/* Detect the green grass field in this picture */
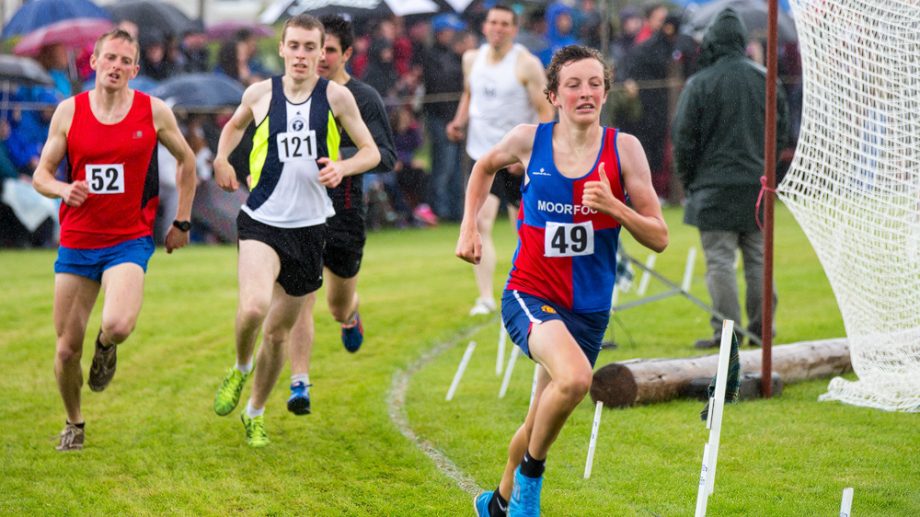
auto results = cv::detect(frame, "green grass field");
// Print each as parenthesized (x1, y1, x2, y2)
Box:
(1, 205, 917, 516)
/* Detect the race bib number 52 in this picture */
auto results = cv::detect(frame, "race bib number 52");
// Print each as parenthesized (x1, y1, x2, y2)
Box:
(85, 164, 125, 194)
(544, 221, 595, 257)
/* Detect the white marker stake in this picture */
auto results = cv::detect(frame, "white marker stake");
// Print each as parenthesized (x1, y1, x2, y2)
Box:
(637, 254, 657, 295)
(529, 364, 540, 408)
(706, 320, 734, 496)
(682, 246, 697, 292)
(695, 443, 711, 517)
(498, 346, 521, 398)
(445, 341, 477, 401)
(583, 400, 604, 479)
(497, 324, 507, 376)
(694, 320, 734, 516)
(840, 487, 854, 517)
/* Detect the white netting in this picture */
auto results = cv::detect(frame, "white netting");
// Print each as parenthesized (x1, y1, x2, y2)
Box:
(778, 0, 920, 412)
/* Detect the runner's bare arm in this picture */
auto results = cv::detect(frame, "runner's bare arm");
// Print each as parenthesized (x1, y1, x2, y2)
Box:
(456, 124, 537, 264)
(213, 80, 268, 191)
(582, 132, 668, 252)
(32, 100, 87, 206)
(519, 52, 555, 123)
(447, 49, 477, 141)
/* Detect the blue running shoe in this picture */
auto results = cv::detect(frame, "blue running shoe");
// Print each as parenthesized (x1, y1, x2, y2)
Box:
(473, 491, 492, 517)
(287, 381, 311, 415)
(341, 312, 363, 353)
(509, 467, 542, 517)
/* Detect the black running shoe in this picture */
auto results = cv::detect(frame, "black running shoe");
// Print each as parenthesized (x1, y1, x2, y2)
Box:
(88, 334, 117, 392)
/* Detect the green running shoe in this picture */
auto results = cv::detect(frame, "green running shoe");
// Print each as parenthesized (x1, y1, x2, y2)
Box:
(241, 413, 269, 448)
(214, 367, 249, 416)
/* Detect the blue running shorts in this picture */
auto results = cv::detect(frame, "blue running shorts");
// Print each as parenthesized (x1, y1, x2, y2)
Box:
(55, 236, 155, 282)
(501, 290, 609, 367)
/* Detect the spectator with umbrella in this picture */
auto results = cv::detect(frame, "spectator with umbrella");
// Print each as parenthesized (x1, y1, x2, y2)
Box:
(179, 20, 210, 73)
(33, 44, 72, 98)
(214, 29, 271, 87)
(5, 86, 60, 175)
(139, 29, 178, 81)
(0, 65, 59, 248)
(12, 18, 117, 99)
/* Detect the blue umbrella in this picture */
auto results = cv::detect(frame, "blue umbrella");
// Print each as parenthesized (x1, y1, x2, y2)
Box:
(151, 73, 244, 109)
(2, 0, 112, 39)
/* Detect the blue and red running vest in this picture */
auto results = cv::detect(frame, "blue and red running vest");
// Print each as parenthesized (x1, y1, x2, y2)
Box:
(505, 122, 627, 313)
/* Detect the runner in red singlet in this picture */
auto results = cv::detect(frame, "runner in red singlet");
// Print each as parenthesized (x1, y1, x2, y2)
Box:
(32, 29, 197, 451)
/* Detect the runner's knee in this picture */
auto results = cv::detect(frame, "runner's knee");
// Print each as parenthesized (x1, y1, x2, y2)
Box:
(55, 341, 82, 364)
(238, 300, 269, 327)
(261, 328, 289, 349)
(101, 317, 135, 344)
(554, 368, 593, 402)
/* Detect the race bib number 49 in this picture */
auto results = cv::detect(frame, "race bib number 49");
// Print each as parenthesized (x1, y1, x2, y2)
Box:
(277, 130, 318, 162)
(86, 164, 125, 194)
(544, 221, 595, 257)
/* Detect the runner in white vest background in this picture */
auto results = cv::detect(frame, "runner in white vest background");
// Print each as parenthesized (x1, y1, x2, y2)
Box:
(448, 3, 555, 316)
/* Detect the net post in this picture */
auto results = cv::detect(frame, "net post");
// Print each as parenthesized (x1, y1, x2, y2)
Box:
(762, 0, 780, 399)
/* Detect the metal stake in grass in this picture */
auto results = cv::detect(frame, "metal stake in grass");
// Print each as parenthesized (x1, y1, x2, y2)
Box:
(637, 253, 657, 295)
(446, 341, 477, 401)
(498, 345, 521, 398)
(583, 400, 604, 479)
(497, 323, 507, 376)
(529, 363, 541, 408)
(682, 246, 697, 292)
(840, 487, 854, 516)
(694, 319, 734, 517)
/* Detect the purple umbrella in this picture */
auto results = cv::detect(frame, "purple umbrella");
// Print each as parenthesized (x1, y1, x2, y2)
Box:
(206, 21, 273, 41)
(13, 18, 114, 57)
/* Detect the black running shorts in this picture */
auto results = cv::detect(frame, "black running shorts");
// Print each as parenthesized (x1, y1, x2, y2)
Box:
(487, 167, 522, 208)
(237, 211, 325, 297)
(323, 209, 366, 279)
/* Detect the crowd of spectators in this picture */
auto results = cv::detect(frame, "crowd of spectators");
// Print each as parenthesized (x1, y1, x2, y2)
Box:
(0, 0, 803, 248)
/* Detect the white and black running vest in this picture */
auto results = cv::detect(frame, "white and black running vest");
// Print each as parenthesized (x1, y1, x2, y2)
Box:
(242, 76, 339, 228)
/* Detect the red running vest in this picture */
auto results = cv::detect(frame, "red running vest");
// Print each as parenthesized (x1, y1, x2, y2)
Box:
(60, 91, 158, 249)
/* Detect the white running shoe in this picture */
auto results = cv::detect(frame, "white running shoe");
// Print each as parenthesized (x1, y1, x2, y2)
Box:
(469, 298, 497, 316)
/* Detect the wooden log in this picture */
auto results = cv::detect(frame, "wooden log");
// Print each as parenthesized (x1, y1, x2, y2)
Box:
(590, 338, 851, 407)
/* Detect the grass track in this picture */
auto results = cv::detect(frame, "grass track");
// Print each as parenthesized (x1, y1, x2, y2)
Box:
(0, 205, 917, 516)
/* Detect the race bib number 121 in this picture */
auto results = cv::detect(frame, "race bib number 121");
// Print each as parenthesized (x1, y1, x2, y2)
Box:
(86, 164, 125, 194)
(277, 130, 318, 162)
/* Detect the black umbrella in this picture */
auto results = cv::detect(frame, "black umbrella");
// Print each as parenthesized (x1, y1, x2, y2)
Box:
(0, 55, 54, 86)
(260, 0, 438, 25)
(151, 74, 244, 109)
(107, 0, 195, 40)
(684, 0, 798, 43)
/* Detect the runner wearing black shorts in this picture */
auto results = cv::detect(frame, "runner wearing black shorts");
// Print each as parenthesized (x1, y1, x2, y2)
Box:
(285, 15, 398, 417)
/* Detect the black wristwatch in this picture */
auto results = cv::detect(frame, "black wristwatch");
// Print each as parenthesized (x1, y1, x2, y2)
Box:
(172, 220, 191, 232)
